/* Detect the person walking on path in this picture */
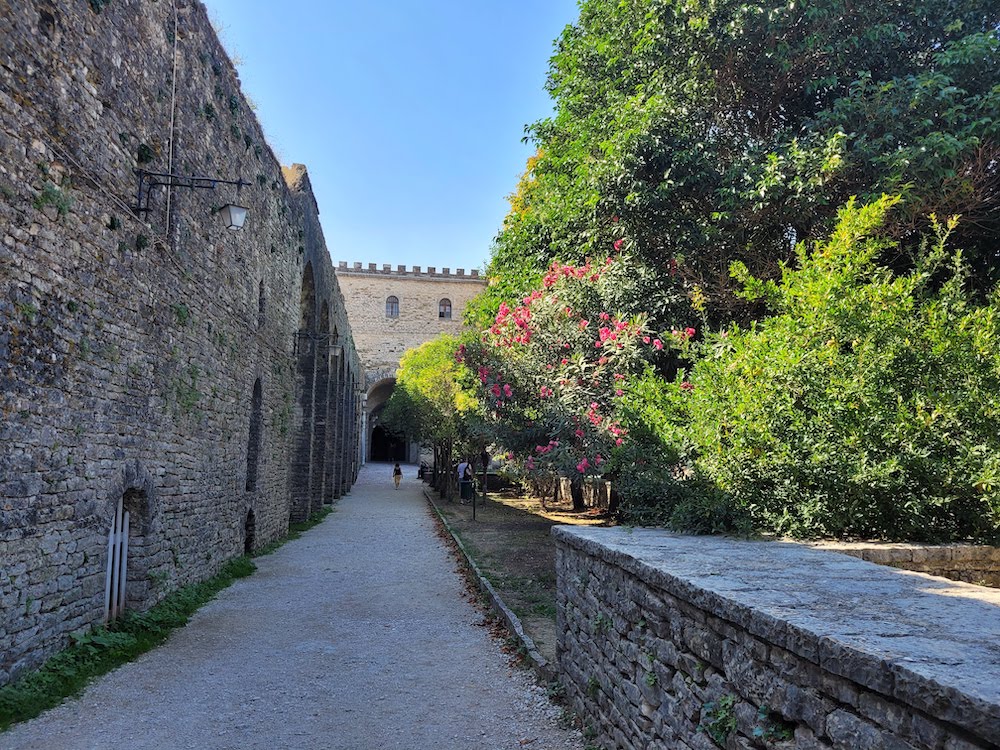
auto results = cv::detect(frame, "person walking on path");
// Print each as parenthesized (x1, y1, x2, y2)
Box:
(392, 462, 402, 489)
(1, 462, 583, 750)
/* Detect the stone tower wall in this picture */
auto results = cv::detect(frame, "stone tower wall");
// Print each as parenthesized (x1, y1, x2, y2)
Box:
(0, 0, 362, 686)
(334, 263, 486, 385)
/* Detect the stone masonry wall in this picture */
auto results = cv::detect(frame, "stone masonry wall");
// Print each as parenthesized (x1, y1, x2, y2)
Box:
(0, 0, 362, 686)
(334, 263, 486, 385)
(555, 527, 1000, 750)
(807, 541, 1000, 588)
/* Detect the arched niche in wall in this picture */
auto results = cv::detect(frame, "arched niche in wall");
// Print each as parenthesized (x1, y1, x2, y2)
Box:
(257, 279, 266, 329)
(104, 462, 157, 623)
(246, 377, 263, 492)
(300, 262, 316, 332)
(244, 508, 256, 555)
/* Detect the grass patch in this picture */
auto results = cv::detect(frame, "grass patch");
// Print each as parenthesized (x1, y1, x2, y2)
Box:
(0, 556, 254, 731)
(0, 505, 333, 731)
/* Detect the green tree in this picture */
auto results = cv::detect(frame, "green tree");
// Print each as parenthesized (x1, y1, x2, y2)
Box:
(480, 0, 1000, 325)
(381, 335, 479, 497)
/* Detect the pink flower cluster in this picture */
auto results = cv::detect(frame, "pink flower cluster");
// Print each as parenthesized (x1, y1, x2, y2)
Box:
(641, 335, 663, 350)
(542, 260, 605, 289)
(576, 453, 606, 474)
(535, 439, 560, 455)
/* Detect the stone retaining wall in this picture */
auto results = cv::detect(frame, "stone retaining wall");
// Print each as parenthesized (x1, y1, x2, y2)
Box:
(807, 541, 1000, 588)
(555, 527, 1000, 749)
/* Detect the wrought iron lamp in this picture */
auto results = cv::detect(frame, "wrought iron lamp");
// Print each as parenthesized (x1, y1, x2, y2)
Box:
(134, 169, 249, 230)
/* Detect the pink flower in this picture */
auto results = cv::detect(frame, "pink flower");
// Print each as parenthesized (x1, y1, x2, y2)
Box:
(577, 458, 590, 473)
(561, 358, 569, 365)
(642, 336, 650, 344)
(579, 319, 590, 330)
(653, 339, 663, 350)
(503, 383, 513, 398)
(685, 327, 696, 338)
(599, 312, 610, 321)
(615, 389, 623, 396)
(491, 384, 501, 397)
(615, 438, 624, 446)
(680, 381, 695, 392)
(613, 238, 624, 252)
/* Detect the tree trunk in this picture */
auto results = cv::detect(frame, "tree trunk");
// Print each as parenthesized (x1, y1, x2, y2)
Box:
(608, 482, 621, 515)
(570, 475, 585, 512)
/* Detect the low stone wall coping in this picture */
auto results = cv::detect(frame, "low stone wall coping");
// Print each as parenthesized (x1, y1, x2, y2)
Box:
(806, 540, 1000, 565)
(553, 526, 1000, 741)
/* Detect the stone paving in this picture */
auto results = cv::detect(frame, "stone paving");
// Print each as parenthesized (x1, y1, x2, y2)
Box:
(2, 463, 582, 750)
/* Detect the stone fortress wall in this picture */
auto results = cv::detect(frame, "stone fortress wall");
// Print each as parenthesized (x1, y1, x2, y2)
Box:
(555, 527, 1000, 750)
(334, 263, 486, 461)
(334, 262, 485, 383)
(0, 0, 363, 687)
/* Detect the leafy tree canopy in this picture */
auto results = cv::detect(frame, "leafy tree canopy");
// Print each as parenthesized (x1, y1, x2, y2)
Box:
(381, 334, 478, 448)
(477, 0, 1000, 325)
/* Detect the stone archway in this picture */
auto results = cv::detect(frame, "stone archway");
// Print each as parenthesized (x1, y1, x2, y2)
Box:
(370, 424, 406, 462)
(365, 376, 410, 462)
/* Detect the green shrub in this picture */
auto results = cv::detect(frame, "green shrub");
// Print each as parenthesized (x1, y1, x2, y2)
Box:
(676, 197, 1000, 542)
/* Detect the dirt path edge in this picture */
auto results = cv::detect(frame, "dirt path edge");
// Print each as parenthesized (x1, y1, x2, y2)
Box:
(423, 487, 556, 683)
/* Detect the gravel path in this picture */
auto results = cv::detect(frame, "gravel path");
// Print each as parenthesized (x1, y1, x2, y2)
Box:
(3, 464, 583, 750)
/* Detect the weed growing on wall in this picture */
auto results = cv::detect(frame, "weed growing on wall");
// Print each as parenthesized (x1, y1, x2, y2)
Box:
(698, 694, 737, 746)
(32, 182, 72, 216)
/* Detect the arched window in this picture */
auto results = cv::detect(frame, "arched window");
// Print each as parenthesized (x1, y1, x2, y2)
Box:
(438, 298, 452, 320)
(386, 296, 399, 318)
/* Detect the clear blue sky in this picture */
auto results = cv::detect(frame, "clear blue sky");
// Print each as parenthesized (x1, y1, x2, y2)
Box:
(200, 0, 581, 272)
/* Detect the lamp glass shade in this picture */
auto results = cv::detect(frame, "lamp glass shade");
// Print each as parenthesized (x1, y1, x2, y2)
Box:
(221, 203, 248, 230)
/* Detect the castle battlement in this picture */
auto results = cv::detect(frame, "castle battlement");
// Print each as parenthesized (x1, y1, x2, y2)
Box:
(336, 261, 484, 281)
